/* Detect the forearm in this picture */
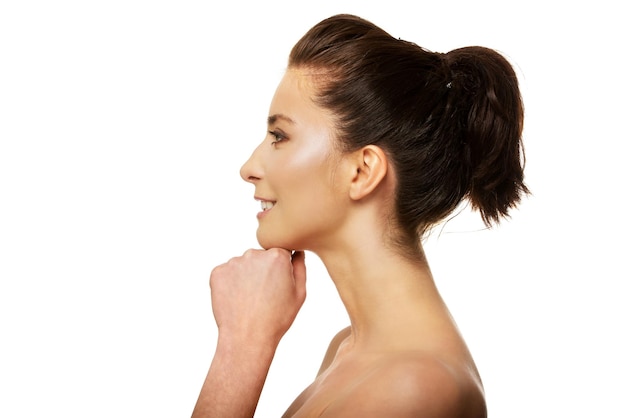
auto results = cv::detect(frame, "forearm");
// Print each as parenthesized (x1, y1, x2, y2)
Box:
(191, 334, 278, 418)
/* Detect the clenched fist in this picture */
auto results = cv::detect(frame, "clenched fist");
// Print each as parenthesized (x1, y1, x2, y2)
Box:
(209, 248, 307, 346)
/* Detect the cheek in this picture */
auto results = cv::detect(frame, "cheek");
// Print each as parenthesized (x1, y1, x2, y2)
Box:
(278, 141, 334, 190)
(285, 162, 345, 228)
(284, 157, 335, 201)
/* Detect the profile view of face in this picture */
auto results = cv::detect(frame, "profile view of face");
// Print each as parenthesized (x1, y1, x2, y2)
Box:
(240, 69, 350, 251)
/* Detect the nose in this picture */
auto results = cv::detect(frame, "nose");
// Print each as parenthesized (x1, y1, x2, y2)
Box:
(240, 144, 263, 184)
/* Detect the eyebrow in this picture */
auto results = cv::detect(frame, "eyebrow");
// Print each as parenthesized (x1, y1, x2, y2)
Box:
(267, 114, 295, 126)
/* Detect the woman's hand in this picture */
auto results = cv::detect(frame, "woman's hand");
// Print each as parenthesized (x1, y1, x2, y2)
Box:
(192, 250, 306, 418)
(209, 248, 307, 346)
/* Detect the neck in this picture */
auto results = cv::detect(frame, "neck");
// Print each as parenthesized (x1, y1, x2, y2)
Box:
(313, 232, 452, 351)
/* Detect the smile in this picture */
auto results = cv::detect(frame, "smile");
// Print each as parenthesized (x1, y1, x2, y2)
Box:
(257, 199, 275, 211)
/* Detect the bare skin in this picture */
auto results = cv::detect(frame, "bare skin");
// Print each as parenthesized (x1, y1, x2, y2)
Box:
(191, 249, 306, 418)
(192, 69, 487, 417)
(282, 250, 487, 417)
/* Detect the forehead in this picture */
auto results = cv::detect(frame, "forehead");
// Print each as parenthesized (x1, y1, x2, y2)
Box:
(269, 69, 334, 129)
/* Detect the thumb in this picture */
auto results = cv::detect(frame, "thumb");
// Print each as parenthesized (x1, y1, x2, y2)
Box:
(291, 251, 307, 297)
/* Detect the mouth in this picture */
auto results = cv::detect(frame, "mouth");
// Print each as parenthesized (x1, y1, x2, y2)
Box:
(256, 198, 276, 212)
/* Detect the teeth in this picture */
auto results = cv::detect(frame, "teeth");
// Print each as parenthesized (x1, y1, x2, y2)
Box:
(260, 201, 275, 211)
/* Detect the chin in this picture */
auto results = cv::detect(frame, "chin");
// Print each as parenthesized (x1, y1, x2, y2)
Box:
(256, 231, 285, 250)
(256, 230, 300, 251)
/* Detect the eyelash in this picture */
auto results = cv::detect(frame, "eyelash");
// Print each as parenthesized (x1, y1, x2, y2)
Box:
(268, 130, 287, 146)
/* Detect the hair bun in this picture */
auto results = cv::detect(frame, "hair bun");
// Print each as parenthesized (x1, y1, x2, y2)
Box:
(445, 46, 529, 226)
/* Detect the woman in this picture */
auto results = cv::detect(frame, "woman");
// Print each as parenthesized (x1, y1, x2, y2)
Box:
(192, 14, 527, 418)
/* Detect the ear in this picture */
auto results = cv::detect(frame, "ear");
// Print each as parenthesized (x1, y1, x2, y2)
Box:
(348, 145, 389, 201)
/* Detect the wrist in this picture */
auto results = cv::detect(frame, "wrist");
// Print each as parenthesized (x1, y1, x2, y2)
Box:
(216, 330, 280, 361)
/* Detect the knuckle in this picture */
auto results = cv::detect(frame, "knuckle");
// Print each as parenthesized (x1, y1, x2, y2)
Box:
(210, 264, 223, 276)
(267, 247, 287, 260)
(209, 266, 223, 286)
(243, 248, 258, 259)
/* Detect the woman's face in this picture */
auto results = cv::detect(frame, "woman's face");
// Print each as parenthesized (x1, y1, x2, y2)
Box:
(240, 69, 350, 251)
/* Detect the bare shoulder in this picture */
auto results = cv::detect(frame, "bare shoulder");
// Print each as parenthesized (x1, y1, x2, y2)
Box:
(321, 353, 487, 418)
(316, 326, 351, 376)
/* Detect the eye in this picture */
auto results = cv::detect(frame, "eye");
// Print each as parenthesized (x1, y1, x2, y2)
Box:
(268, 130, 287, 146)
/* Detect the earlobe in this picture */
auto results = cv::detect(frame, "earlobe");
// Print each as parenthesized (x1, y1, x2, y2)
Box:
(349, 145, 389, 201)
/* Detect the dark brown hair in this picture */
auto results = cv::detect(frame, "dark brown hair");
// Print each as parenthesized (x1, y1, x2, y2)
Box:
(289, 14, 529, 247)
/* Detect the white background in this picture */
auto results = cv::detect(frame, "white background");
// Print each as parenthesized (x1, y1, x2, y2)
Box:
(1, 1, 624, 417)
